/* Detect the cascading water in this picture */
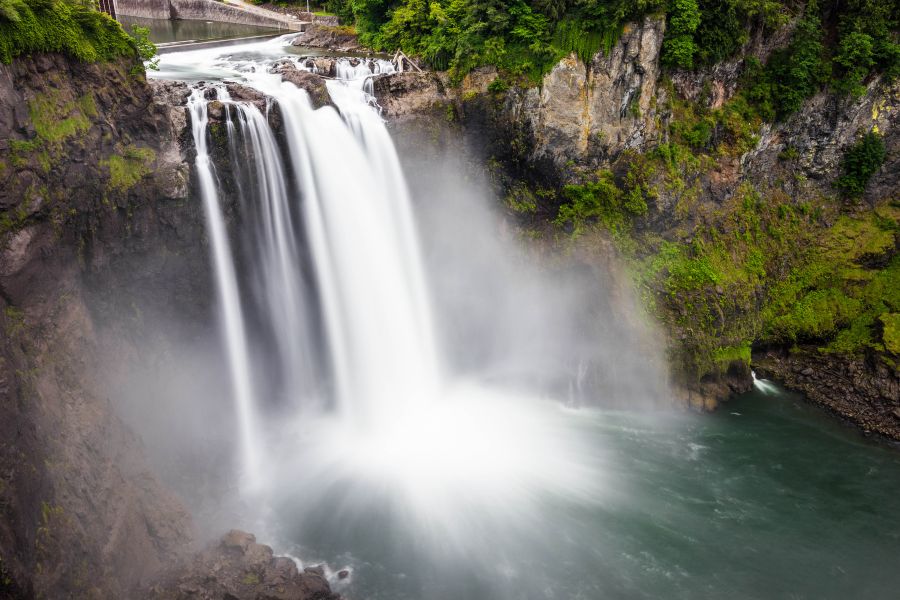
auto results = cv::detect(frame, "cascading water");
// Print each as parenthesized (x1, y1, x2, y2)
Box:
(221, 98, 320, 405)
(188, 87, 261, 489)
(187, 54, 604, 563)
(153, 39, 900, 600)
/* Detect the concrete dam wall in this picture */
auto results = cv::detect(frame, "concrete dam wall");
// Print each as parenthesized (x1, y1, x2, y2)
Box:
(117, 0, 303, 30)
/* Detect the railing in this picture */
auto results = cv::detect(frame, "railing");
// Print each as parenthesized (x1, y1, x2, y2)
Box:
(98, 0, 118, 19)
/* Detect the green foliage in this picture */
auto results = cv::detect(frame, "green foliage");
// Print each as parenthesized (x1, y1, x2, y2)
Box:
(0, 0, 137, 64)
(761, 205, 900, 354)
(662, 0, 700, 68)
(711, 341, 751, 370)
(554, 165, 653, 238)
(572, 150, 898, 379)
(555, 171, 625, 238)
(834, 132, 886, 199)
(831, 0, 900, 90)
(665, 85, 760, 156)
(767, 288, 862, 342)
(834, 31, 875, 96)
(882, 313, 900, 355)
(745, 1, 826, 120)
(129, 24, 158, 70)
(327, 0, 663, 80)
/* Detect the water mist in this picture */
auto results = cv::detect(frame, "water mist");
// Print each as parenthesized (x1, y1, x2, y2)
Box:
(174, 42, 670, 598)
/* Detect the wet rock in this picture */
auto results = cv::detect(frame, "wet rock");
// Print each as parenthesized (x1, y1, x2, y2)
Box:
(271, 61, 333, 109)
(291, 23, 361, 52)
(206, 100, 226, 121)
(1, 53, 200, 599)
(147, 530, 339, 600)
(755, 349, 900, 441)
(372, 72, 450, 120)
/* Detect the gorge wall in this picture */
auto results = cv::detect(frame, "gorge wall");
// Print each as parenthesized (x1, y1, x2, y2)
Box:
(0, 52, 205, 597)
(371, 14, 899, 431)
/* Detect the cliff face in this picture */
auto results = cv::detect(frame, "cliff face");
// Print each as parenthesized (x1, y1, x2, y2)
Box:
(510, 16, 666, 170)
(0, 54, 204, 597)
(372, 17, 899, 433)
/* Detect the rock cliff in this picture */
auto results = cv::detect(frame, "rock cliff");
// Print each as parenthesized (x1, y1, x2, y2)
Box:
(369, 17, 899, 434)
(0, 53, 204, 598)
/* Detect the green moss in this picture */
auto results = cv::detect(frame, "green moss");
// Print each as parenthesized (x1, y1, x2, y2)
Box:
(76, 93, 98, 118)
(103, 145, 155, 192)
(882, 313, 900, 355)
(0, 0, 137, 64)
(711, 341, 751, 370)
(241, 572, 260, 585)
(28, 91, 94, 144)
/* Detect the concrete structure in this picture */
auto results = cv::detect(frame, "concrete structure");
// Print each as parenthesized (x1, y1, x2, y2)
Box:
(117, 0, 304, 30)
(98, 0, 118, 19)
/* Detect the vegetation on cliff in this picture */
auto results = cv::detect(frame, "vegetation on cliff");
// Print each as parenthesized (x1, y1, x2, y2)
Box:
(549, 138, 898, 381)
(0, 0, 137, 63)
(325, 0, 899, 91)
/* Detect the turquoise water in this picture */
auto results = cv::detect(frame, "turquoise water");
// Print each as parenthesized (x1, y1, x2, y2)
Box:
(276, 384, 900, 599)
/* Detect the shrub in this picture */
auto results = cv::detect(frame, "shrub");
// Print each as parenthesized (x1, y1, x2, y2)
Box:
(662, 0, 701, 68)
(0, 0, 137, 64)
(834, 132, 886, 199)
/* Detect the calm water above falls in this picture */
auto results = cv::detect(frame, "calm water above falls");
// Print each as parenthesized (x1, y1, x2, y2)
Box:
(119, 15, 284, 44)
(173, 39, 900, 600)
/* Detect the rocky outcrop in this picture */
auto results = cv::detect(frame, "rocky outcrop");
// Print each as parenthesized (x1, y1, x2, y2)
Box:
(372, 71, 450, 120)
(744, 78, 900, 202)
(485, 16, 665, 172)
(147, 530, 339, 600)
(270, 61, 332, 108)
(756, 349, 900, 440)
(0, 54, 202, 597)
(291, 24, 360, 52)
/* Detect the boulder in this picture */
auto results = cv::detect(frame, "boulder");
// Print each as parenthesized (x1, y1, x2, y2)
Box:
(146, 530, 339, 600)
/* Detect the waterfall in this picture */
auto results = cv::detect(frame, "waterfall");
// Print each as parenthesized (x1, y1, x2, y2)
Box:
(185, 52, 607, 564)
(236, 65, 440, 427)
(187, 88, 261, 488)
(190, 60, 443, 447)
(222, 100, 319, 405)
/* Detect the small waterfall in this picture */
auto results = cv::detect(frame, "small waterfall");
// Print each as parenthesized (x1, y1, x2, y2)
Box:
(752, 370, 779, 395)
(187, 88, 261, 488)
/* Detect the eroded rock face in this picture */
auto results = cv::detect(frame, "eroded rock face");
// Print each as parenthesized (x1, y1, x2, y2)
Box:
(0, 54, 201, 598)
(372, 71, 450, 120)
(511, 16, 666, 170)
(147, 530, 339, 600)
(744, 78, 900, 202)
